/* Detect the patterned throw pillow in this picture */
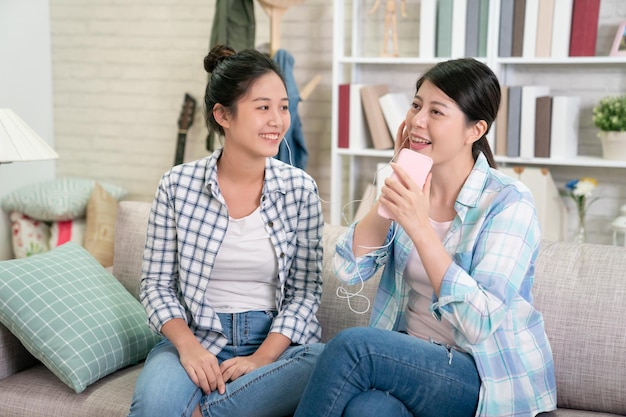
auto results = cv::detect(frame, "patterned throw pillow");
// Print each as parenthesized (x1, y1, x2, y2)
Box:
(0, 243, 160, 393)
(0, 177, 127, 221)
(9, 212, 51, 258)
(49, 218, 86, 248)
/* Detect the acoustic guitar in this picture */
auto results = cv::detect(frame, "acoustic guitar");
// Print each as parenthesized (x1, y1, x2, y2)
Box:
(174, 93, 197, 166)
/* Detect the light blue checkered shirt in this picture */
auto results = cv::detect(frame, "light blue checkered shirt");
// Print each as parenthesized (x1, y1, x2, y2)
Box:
(141, 149, 324, 355)
(334, 154, 557, 417)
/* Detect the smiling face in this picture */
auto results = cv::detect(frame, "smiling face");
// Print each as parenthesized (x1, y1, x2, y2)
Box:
(215, 71, 290, 159)
(405, 80, 479, 168)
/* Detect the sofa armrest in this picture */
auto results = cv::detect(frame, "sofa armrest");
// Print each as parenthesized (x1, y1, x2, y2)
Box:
(534, 240, 626, 415)
(318, 224, 381, 342)
(0, 323, 38, 380)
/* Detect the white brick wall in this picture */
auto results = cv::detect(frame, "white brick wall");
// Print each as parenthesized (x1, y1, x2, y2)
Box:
(50, 0, 625, 244)
(51, 0, 334, 208)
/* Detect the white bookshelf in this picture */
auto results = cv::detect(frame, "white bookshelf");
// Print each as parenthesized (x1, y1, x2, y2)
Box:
(330, 0, 626, 227)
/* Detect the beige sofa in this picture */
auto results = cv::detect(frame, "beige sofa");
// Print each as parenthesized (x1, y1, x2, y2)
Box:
(1, 201, 625, 416)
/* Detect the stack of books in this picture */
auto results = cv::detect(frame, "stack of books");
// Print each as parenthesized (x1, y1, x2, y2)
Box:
(337, 83, 411, 151)
(495, 85, 580, 159)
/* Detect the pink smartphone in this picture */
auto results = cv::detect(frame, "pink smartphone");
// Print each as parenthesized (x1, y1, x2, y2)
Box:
(377, 149, 433, 220)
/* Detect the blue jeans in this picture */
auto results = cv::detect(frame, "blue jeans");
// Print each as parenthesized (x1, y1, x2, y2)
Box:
(128, 310, 323, 417)
(293, 327, 480, 417)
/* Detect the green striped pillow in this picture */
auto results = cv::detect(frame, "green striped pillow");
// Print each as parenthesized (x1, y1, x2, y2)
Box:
(0, 177, 127, 221)
(0, 243, 160, 393)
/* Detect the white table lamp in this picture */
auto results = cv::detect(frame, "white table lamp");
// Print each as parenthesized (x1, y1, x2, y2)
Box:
(0, 108, 59, 163)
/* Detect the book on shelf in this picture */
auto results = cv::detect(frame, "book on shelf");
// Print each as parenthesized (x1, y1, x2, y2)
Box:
(353, 183, 377, 222)
(569, 0, 601, 57)
(451, 0, 468, 57)
(348, 84, 373, 151)
(419, 0, 437, 58)
(550, 95, 580, 159)
(495, 85, 509, 156)
(337, 84, 350, 148)
(551, 0, 573, 58)
(535, 0, 555, 57)
(477, 0, 490, 57)
(378, 92, 411, 139)
(451, 0, 596, 60)
(534, 95, 553, 158)
(360, 84, 394, 150)
(499, 0, 515, 57)
(520, 85, 550, 158)
(522, 0, 539, 58)
(465, 0, 480, 57)
(436, 0, 453, 57)
(511, 0, 526, 57)
(506, 86, 522, 157)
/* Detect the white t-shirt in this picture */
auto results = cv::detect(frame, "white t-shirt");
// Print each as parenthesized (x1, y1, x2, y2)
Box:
(404, 218, 457, 346)
(207, 207, 278, 313)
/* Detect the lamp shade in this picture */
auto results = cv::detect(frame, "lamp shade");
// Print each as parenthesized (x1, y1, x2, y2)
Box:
(0, 108, 59, 163)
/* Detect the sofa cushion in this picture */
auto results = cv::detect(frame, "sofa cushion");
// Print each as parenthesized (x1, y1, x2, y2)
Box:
(112, 201, 152, 299)
(0, 362, 142, 416)
(534, 240, 626, 415)
(0, 243, 160, 393)
(0, 177, 127, 221)
(318, 224, 380, 342)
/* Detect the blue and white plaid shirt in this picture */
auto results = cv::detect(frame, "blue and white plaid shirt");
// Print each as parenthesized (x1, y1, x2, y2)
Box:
(141, 149, 324, 355)
(334, 153, 557, 417)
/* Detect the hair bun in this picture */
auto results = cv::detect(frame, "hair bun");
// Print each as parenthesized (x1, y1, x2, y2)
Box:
(204, 44, 236, 73)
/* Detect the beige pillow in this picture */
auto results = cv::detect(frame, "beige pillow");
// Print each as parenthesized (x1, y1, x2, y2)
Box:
(84, 183, 118, 267)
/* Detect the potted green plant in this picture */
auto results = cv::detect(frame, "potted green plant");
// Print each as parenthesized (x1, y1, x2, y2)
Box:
(592, 94, 626, 160)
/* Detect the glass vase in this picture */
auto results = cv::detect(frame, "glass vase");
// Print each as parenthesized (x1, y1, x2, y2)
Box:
(574, 210, 587, 244)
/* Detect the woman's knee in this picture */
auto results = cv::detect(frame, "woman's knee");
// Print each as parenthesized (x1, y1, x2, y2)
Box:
(329, 326, 375, 344)
(129, 340, 201, 417)
(344, 389, 413, 417)
(325, 327, 379, 355)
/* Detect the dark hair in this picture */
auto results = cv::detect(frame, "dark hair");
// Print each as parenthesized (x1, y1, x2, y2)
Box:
(203, 44, 286, 135)
(415, 58, 500, 168)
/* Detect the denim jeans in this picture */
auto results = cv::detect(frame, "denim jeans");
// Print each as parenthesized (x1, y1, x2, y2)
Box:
(293, 327, 480, 417)
(128, 310, 323, 417)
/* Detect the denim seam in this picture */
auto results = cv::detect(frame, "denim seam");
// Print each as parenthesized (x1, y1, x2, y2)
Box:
(319, 353, 365, 417)
(350, 351, 478, 399)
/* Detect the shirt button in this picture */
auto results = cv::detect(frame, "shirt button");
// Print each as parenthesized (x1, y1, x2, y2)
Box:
(280, 253, 285, 258)
(268, 221, 274, 227)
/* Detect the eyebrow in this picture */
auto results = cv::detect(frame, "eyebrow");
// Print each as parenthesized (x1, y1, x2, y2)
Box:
(414, 95, 450, 109)
(251, 97, 289, 102)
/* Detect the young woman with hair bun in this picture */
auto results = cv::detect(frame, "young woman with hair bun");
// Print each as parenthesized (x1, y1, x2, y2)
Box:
(128, 44, 324, 417)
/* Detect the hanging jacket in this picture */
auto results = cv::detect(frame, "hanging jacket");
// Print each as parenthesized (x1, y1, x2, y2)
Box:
(273, 49, 308, 170)
(210, 0, 255, 55)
